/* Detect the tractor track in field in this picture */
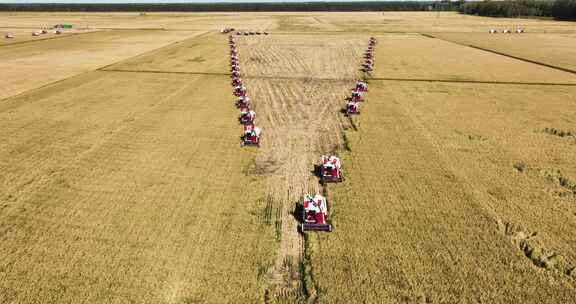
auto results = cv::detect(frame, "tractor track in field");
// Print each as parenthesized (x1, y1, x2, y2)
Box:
(237, 34, 366, 302)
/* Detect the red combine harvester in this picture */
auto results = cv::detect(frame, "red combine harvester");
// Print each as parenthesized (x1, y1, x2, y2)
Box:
(355, 81, 368, 92)
(345, 101, 360, 116)
(236, 96, 250, 108)
(351, 91, 364, 102)
(319, 155, 343, 183)
(234, 85, 246, 97)
(232, 77, 242, 87)
(239, 109, 256, 125)
(241, 124, 261, 147)
(369, 37, 377, 46)
(300, 194, 332, 232)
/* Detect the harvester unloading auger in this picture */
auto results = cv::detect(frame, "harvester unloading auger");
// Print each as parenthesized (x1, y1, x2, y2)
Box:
(300, 194, 332, 232)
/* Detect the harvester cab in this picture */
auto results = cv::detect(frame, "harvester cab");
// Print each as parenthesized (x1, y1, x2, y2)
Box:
(319, 155, 343, 183)
(241, 124, 261, 147)
(300, 194, 332, 232)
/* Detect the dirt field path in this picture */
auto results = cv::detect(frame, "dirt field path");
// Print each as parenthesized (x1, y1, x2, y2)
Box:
(238, 34, 366, 301)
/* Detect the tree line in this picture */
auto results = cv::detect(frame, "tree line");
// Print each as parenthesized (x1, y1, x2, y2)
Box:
(0, 2, 437, 12)
(459, 0, 576, 21)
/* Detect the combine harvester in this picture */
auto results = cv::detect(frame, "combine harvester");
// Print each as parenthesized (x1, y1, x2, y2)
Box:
(239, 108, 256, 125)
(355, 80, 368, 92)
(234, 85, 247, 97)
(351, 90, 364, 102)
(318, 155, 344, 183)
(300, 194, 332, 232)
(241, 124, 261, 147)
(231, 76, 242, 87)
(221, 27, 235, 34)
(236, 96, 250, 108)
(345, 101, 360, 116)
(4, 33, 14, 39)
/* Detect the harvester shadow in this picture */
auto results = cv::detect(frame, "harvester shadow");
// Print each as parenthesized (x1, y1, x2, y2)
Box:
(292, 202, 304, 234)
(311, 165, 324, 186)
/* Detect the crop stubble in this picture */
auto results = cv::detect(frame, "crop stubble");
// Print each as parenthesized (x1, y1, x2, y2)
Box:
(1, 12, 576, 304)
(237, 34, 367, 300)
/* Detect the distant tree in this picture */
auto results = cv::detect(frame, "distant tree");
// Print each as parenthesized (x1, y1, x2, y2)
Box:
(552, 0, 576, 20)
(458, 0, 559, 18)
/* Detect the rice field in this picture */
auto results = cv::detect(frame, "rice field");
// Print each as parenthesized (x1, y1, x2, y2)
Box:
(1, 11, 575, 303)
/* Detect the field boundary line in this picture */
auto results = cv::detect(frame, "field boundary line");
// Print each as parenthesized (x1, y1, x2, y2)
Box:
(0, 31, 212, 103)
(101, 68, 230, 76)
(370, 77, 576, 87)
(96, 30, 212, 71)
(420, 33, 576, 76)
